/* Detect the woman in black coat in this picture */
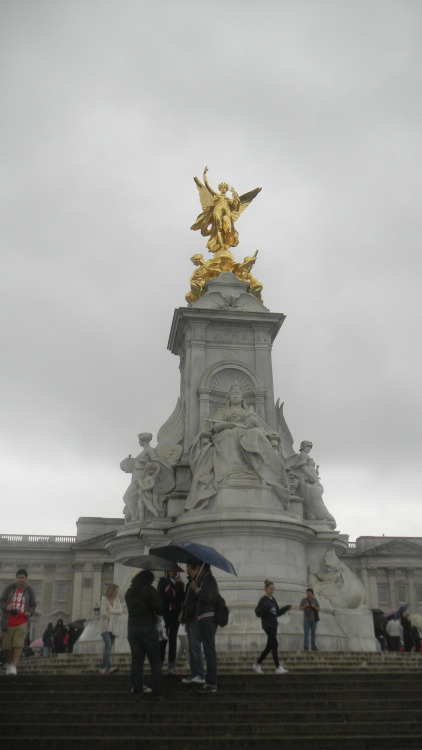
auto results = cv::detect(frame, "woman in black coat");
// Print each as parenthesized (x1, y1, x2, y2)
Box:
(253, 579, 291, 674)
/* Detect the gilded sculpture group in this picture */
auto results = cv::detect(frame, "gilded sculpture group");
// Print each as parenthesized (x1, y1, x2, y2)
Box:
(120, 169, 336, 529)
(186, 167, 263, 303)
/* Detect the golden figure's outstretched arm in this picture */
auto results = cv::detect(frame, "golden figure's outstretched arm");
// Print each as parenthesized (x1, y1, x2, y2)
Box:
(203, 166, 216, 197)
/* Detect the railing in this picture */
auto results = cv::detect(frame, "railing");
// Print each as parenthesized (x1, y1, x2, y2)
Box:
(348, 541, 357, 549)
(0, 534, 76, 544)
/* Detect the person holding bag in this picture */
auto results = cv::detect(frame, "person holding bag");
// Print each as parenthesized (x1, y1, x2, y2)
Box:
(253, 579, 291, 674)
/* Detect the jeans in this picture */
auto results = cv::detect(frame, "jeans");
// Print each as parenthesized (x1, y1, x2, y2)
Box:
(186, 619, 204, 679)
(101, 631, 115, 671)
(198, 617, 218, 686)
(258, 626, 279, 667)
(128, 624, 162, 696)
(43, 646, 52, 657)
(303, 620, 317, 649)
(163, 611, 180, 670)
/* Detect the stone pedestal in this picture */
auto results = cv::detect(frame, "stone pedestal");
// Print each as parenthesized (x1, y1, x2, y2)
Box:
(93, 272, 377, 655)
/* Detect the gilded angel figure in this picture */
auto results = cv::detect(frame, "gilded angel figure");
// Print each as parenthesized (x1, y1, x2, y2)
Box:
(191, 166, 261, 255)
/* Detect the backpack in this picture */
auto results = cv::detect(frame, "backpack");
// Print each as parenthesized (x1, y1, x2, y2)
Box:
(214, 593, 229, 627)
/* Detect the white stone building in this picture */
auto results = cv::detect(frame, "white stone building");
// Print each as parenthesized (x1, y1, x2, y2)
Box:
(1, 518, 421, 640)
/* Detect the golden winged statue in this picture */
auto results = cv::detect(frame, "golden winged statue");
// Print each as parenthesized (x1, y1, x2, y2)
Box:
(191, 166, 262, 255)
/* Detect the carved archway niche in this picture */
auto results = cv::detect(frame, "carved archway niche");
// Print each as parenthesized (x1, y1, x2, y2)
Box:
(198, 362, 265, 422)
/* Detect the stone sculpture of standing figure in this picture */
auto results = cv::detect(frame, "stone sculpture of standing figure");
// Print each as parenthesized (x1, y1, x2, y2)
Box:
(120, 432, 176, 522)
(286, 440, 336, 528)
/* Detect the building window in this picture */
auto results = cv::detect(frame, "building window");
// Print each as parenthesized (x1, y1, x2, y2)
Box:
(377, 584, 388, 604)
(396, 585, 406, 603)
(56, 583, 68, 601)
(415, 585, 422, 603)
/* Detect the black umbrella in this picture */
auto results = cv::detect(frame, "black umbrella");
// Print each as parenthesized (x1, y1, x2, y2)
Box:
(120, 554, 182, 572)
(149, 540, 237, 576)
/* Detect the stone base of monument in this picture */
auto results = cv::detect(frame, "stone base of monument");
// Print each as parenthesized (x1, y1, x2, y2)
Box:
(92, 487, 377, 655)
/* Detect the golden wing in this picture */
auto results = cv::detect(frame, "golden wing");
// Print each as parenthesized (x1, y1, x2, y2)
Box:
(231, 187, 262, 221)
(194, 176, 214, 211)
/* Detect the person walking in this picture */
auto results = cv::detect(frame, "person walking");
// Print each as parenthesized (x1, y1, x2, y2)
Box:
(299, 587, 320, 651)
(100, 583, 123, 675)
(157, 571, 184, 675)
(253, 579, 291, 674)
(125, 570, 163, 701)
(0, 569, 36, 676)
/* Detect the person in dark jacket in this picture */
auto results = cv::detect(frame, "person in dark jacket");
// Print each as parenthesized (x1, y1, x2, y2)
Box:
(125, 569, 164, 701)
(253, 579, 291, 674)
(186, 559, 219, 694)
(51, 619, 69, 653)
(181, 560, 206, 686)
(42, 622, 54, 656)
(157, 571, 184, 675)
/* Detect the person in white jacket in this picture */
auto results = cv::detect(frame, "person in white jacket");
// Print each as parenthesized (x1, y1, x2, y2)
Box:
(100, 583, 123, 674)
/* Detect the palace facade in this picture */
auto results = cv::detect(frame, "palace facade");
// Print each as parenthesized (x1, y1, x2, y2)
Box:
(1, 517, 421, 640)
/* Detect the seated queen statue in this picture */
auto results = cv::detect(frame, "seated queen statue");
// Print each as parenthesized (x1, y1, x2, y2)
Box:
(185, 384, 290, 511)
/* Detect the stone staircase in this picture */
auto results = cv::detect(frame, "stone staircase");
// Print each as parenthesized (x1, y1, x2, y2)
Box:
(2, 653, 422, 749)
(13, 649, 422, 674)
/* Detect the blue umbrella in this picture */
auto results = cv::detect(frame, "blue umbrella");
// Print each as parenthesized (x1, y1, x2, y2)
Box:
(149, 540, 237, 576)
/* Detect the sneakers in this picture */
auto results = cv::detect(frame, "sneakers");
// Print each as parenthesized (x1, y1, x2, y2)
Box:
(131, 685, 153, 695)
(197, 682, 217, 694)
(108, 667, 119, 674)
(167, 668, 181, 676)
(275, 666, 289, 675)
(182, 675, 205, 684)
(5, 664, 17, 676)
(253, 663, 263, 674)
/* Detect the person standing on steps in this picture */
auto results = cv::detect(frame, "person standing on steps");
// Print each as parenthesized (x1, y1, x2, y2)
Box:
(125, 570, 164, 702)
(299, 587, 320, 651)
(253, 579, 291, 674)
(157, 570, 184, 675)
(0, 569, 36, 676)
(100, 583, 123, 675)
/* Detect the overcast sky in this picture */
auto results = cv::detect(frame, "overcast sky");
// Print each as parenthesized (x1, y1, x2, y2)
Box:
(1, 0, 421, 541)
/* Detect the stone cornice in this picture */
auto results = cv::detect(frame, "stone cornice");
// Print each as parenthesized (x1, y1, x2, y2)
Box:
(168, 307, 285, 355)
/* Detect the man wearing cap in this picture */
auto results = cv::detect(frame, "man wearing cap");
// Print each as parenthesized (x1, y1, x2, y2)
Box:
(1, 569, 36, 675)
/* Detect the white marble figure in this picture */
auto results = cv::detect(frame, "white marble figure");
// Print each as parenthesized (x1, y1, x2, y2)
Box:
(286, 440, 336, 529)
(185, 383, 290, 511)
(308, 550, 366, 610)
(120, 432, 176, 522)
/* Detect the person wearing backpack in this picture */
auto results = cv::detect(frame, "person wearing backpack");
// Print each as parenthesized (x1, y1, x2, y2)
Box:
(253, 579, 291, 674)
(185, 558, 219, 694)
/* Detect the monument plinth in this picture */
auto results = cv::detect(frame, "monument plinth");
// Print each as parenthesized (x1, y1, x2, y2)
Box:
(102, 167, 376, 653)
